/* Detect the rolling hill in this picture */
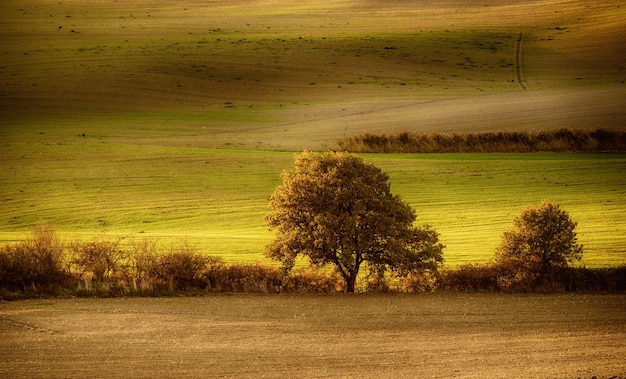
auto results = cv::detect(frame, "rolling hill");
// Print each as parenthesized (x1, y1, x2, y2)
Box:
(1, 0, 624, 266)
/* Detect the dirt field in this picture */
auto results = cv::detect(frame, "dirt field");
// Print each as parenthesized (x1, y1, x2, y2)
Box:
(1, 294, 625, 378)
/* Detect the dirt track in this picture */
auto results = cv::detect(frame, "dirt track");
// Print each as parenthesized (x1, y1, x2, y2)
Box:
(516, 33, 527, 90)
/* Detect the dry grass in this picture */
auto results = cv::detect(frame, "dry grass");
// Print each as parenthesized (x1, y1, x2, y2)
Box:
(1, 294, 624, 378)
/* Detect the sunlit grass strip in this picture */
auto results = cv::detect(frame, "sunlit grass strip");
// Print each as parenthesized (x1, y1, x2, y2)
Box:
(370, 153, 626, 267)
(1, 145, 624, 267)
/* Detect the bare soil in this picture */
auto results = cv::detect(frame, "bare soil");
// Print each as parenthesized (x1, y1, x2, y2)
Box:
(1, 294, 625, 378)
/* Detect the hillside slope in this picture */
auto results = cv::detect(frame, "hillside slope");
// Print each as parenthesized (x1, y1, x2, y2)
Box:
(1, 0, 624, 149)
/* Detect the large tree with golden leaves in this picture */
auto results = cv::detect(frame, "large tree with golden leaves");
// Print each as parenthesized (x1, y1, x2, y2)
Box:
(265, 151, 443, 292)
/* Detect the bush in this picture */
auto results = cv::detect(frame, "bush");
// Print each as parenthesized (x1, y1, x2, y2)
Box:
(440, 264, 502, 292)
(207, 264, 281, 293)
(125, 237, 161, 292)
(281, 268, 344, 293)
(68, 236, 127, 282)
(0, 225, 69, 294)
(557, 266, 626, 293)
(2, 226, 623, 297)
(0, 244, 38, 292)
(439, 263, 626, 293)
(128, 238, 160, 278)
(150, 249, 222, 291)
(395, 270, 440, 293)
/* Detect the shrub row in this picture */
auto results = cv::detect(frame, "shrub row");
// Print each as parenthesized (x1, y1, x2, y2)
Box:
(440, 263, 626, 293)
(0, 227, 346, 299)
(1, 226, 624, 299)
(337, 128, 626, 153)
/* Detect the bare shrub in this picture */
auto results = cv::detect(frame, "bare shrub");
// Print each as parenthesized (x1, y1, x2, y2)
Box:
(69, 235, 126, 282)
(281, 268, 343, 293)
(209, 264, 280, 293)
(127, 237, 161, 292)
(0, 244, 37, 292)
(150, 242, 222, 291)
(0, 225, 69, 294)
(338, 128, 626, 153)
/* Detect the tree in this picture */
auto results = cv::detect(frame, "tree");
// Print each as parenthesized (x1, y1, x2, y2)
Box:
(495, 201, 583, 278)
(265, 151, 444, 292)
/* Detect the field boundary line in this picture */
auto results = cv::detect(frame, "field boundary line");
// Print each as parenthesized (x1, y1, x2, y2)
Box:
(516, 32, 527, 90)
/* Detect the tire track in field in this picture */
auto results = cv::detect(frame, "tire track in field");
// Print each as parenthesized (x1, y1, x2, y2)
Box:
(515, 32, 527, 90)
(0, 315, 60, 334)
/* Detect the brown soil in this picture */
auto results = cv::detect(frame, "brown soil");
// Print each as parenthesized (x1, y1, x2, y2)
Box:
(1, 294, 625, 378)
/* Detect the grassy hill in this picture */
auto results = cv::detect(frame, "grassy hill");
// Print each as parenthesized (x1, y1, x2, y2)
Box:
(2, 0, 624, 148)
(1, 0, 624, 267)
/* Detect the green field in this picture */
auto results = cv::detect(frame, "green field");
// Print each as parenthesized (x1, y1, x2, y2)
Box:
(1, 138, 625, 267)
(1, 294, 625, 378)
(1, 0, 625, 267)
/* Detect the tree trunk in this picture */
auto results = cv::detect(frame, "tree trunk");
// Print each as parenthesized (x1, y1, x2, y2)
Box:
(345, 277, 356, 293)
(345, 269, 361, 293)
(336, 259, 360, 293)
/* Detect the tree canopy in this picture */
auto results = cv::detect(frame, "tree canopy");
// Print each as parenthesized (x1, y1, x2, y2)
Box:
(496, 201, 583, 277)
(265, 151, 443, 292)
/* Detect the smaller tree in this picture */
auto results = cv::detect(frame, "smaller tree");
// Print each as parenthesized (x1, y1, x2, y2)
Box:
(496, 201, 583, 279)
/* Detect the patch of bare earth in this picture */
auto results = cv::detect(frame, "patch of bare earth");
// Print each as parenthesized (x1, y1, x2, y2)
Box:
(1, 294, 625, 378)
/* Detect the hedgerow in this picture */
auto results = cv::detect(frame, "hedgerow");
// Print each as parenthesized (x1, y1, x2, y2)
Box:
(1, 225, 624, 299)
(337, 128, 626, 153)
